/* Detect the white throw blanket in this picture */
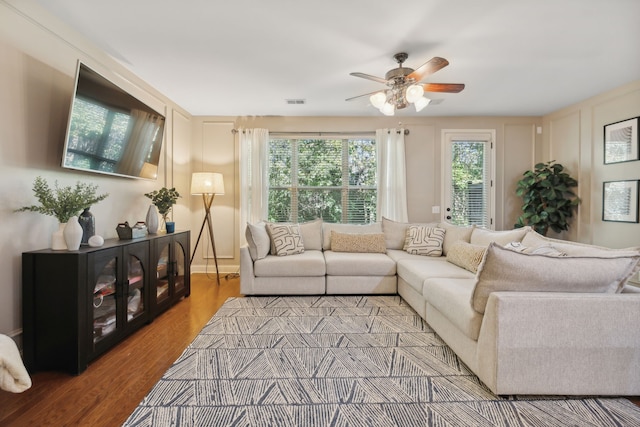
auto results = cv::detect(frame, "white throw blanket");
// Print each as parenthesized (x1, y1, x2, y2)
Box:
(0, 334, 31, 393)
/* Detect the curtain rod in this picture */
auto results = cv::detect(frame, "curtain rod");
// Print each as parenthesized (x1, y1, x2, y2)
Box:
(231, 129, 409, 136)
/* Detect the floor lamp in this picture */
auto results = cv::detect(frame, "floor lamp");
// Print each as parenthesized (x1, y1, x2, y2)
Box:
(190, 172, 225, 285)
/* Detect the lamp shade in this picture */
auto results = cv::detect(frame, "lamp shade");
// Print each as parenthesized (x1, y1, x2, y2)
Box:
(405, 84, 424, 103)
(191, 172, 225, 195)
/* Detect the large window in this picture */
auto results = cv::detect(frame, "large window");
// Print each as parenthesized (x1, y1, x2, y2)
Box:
(268, 137, 377, 224)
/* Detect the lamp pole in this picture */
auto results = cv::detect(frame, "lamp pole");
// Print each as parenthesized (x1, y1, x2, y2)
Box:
(190, 193, 220, 285)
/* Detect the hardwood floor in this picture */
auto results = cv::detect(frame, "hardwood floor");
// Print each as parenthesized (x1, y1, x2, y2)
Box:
(1, 274, 638, 426)
(0, 273, 241, 427)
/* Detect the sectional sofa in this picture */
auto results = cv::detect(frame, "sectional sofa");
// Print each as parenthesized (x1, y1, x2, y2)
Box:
(240, 218, 640, 396)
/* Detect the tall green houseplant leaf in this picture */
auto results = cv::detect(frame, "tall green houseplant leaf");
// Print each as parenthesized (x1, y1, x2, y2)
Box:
(514, 161, 580, 235)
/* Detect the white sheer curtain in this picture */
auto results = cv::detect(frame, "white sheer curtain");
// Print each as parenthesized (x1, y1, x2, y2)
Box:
(376, 128, 408, 222)
(116, 110, 163, 176)
(239, 128, 269, 244)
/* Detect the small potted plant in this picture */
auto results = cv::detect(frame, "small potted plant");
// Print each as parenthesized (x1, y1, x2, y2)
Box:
(17, 176, 109, 249)
(145, 187, 180, 233)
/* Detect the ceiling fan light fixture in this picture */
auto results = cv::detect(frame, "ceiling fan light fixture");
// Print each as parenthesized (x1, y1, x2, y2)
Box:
(405, 84, 424, 103)
(381, 102, 395, 116)
(370, 91, 387, 109)
(414, 96, 431, 112)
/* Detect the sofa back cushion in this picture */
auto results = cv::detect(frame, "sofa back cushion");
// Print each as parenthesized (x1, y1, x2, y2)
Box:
(298, 218, 323, 251)
(322, 222, 382, 250)
(470, 226, 530, 247)
(245, 222, 271, 261)
(438, 222, 475, 256)
(470, 243, 640, 314)
(521, 230, 640, 257)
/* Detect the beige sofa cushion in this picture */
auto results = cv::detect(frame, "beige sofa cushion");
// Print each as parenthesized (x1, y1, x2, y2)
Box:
(438, 222, 474, 255)
(324, 251, 396, 276)
(330, 231, 386, 253)
(397, 257, 475, 293)
(521, 230, 640, 257)
(423, 278, 483, 340)
(322, 222, 382, 250)
(446, 241, 487, 273)
(298, 218, 323, 251)
(254, 250, 326, 277)
(404, 226, 445, 256)
(471, 243, 640, 314)
(245, 222, 271, 260)
(470, 226, 530, 247)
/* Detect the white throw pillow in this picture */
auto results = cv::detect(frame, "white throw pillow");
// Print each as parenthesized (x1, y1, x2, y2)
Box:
(266, 223, 305, 256)
(245, 222, 271, 260)
(470, 243, 640, 314)
(404, 226, 445, 256)
(470, 227, 530, 247)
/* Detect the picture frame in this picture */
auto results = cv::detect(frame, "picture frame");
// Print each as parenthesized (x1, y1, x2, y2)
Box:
(604, 116, 639, 164)
(602, 180, 639, 223)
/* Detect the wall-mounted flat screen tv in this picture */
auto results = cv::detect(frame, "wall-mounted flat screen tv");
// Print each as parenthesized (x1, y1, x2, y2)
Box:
(61, 62, 165, 179)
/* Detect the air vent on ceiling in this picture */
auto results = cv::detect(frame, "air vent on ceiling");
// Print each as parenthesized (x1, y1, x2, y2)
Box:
(285, 99, 306, 105)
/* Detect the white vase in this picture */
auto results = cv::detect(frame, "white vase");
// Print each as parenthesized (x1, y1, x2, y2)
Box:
(63, 216, 83, 251)
(146, 205, 159, 234)
(52, 222, 67, 251)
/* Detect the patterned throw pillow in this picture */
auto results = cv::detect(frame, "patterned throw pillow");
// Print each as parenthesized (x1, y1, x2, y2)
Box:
(404, 226, 446, 256)
(266, 223, 305, 256)
(330, 231, 387, 253)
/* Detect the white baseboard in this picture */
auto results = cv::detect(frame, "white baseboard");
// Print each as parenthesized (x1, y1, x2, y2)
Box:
(190, 264, 239, 275)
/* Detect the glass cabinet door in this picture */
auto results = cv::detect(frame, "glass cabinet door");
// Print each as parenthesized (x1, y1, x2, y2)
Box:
(156, 243, 170, 304)
(126, 254, 145, 322)
(173, 241, 186, 294)
(93, 258, 117, 343)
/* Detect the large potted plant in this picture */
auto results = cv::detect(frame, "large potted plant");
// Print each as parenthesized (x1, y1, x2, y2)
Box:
(514, 161, 580, 235)
(17, 176, 109, 249)
(145, 187, 180, 232)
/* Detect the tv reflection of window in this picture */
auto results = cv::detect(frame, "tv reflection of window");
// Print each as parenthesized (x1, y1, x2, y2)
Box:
(65, 97, 163, 176)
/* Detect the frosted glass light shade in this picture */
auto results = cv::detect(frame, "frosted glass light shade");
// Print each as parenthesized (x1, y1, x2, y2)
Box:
(370, 92, 387, 109)
(381, 102, 395, 116)
(414, 96, 431, 112)
(191, 172, 225, 195)
(405, 84, 424, 103)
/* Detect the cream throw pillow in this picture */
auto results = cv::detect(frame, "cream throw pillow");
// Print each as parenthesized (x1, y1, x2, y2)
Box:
(470, 226, 530, 247)
(471, 243, 640, 314)
(330, 231, 386, 253)
(266, 223, 305, 256)
(404, 226, 445, 256)
(446, 241, 487, 273)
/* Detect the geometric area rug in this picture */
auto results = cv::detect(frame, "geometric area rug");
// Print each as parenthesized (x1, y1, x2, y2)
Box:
(123, 296, 640, 426)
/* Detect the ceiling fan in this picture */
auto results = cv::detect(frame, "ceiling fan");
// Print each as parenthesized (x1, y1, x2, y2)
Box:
(346, 52, 465, 115)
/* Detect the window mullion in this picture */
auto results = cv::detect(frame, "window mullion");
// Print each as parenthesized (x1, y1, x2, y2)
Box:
(341, 139, 349, 223)
(291, 139, 299, 223)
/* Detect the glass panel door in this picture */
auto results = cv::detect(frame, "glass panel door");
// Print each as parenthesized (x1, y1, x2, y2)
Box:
(127, 254, 145, 322)
(93, 258, 117, 343)
(173, 241, 186, 293)
(156, 244, 170, 303)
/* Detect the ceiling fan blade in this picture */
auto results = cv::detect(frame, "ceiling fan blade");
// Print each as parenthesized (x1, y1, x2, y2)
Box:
(421, 83, 465, 93)
(407, 57, 449, 82)
(345, 90, 384, 102)
(349, 72, 388, 84)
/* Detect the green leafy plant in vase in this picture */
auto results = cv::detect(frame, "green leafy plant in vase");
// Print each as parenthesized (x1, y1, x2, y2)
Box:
(17, 176, 109, 249)
(145, 187, 180, 231)
(514, 161, 580, 235)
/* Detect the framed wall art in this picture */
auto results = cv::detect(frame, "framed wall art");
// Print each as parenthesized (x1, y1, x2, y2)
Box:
(602, 180, 639, 223)
(604, 116, 639, 164)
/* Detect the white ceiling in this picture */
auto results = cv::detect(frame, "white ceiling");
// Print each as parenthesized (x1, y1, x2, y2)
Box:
(32, 0, 640, 117)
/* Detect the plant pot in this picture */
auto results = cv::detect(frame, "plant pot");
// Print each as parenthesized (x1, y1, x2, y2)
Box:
(165, 221, 175, 233)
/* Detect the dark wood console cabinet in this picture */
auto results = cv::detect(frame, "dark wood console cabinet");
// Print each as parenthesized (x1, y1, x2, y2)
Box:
(22, 231, 190, 375)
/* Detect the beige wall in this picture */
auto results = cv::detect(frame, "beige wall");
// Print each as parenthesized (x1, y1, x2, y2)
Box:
(542, 80, 640, 247)
(189, 116, 540, 271)
(0, 1, 192, 336)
